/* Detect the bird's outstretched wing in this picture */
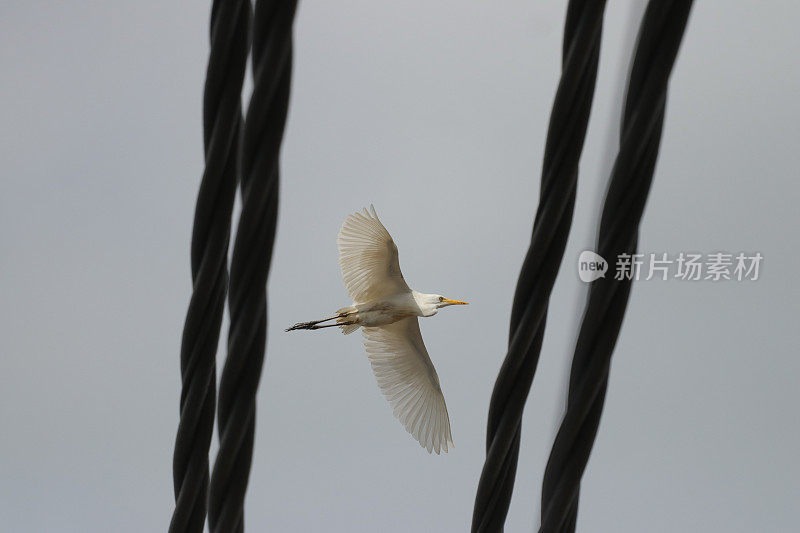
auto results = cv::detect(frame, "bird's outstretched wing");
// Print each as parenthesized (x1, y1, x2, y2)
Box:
(337, 205, 411, 304)
(362, 318, 453, 454)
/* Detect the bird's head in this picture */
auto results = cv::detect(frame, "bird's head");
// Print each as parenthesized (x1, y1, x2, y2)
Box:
(417, 292, 468, 316)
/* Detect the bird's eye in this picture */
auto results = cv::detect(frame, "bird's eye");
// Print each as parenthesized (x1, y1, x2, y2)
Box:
(439, 296, 444, 302)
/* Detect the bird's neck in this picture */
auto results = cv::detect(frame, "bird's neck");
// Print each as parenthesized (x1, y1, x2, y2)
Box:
(412, 291, 439, 317)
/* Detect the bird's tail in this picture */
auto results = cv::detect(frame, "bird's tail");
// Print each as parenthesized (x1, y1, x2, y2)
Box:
(339, 323, 360, 335)
(285, 306, 360, 334)
(336, 306, 360, 334)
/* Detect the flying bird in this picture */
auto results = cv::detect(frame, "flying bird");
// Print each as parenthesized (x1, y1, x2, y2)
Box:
(287, 205, 467, 454)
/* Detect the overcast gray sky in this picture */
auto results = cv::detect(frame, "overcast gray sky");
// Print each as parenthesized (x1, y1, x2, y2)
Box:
(2, 1, 799, 531)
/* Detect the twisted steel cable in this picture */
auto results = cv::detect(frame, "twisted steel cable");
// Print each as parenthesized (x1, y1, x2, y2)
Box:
(538, 2, 694, 532)
(472, 2, 607, 531)
(170, 2, 251, 532)
(207, 1, 298, 532)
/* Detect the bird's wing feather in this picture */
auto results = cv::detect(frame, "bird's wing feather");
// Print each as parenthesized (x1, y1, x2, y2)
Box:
(337, 205, 410, 303)
(362, 318, 453, 454)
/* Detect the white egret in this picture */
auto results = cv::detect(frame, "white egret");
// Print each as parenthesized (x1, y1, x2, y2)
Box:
(287, 205, 467, 454)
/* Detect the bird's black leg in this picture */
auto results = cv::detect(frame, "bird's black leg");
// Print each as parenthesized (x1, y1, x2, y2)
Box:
(301, 320, 356, 330)
(285, 312, 350, 332)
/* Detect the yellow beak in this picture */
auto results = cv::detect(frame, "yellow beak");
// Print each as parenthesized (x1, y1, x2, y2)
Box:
(442, 298, 469, 305)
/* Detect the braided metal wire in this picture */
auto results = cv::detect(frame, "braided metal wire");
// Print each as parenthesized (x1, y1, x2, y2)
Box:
(471, 2, 607, 531)
(207, 1, 298, 532)
(538, 2, 694, 532)
(170, 2, 250, 532)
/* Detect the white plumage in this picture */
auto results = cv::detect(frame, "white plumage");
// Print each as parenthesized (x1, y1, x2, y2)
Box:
(337, 205, 410, 304)
(287, 205, 467, 454)
(362, 319, 453, 454)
